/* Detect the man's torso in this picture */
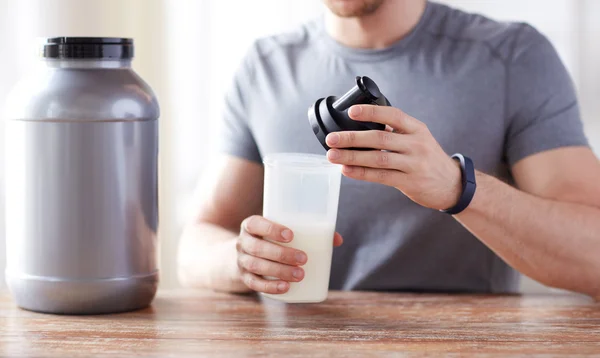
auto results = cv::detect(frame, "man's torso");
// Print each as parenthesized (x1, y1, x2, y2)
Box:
(231, 2, 550, 292)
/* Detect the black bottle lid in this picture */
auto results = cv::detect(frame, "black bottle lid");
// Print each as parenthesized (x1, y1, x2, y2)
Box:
(308, 76, 391, 150)
(42, 37, 134, 59)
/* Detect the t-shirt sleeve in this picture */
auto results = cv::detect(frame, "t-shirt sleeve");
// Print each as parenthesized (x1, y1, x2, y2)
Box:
(504, 24, 589, 167)
(216, 46, 262, 164)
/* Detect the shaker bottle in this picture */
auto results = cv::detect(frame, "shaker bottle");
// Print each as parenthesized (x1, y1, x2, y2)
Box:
(4, 37, 159, 314)
(261, 153, 341, 303)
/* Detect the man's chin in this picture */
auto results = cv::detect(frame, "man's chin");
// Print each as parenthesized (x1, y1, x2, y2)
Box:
(324, 0, 385, 18)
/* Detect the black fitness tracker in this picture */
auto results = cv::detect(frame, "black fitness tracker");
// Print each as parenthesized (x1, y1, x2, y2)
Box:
(441, 153, 476, 215)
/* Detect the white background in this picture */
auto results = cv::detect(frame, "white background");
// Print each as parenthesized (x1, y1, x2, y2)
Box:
(0, 0, 598, 293)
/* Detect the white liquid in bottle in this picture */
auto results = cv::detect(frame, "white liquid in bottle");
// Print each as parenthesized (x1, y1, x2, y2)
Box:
(262, 219, 335, 303)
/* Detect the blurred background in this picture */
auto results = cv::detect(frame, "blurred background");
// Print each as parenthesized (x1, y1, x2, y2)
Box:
(0, 0, 598, 292)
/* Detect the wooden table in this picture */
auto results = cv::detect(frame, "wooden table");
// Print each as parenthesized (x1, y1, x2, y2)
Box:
(1, 290, 599, 357)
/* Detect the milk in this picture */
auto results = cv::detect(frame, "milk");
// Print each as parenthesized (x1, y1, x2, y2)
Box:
(262, 219, 335, 303)
(261, 153, 341, 303)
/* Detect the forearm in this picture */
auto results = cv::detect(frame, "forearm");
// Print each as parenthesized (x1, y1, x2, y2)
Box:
(177, 222, 249, 293)
(455, 171, 600, 297)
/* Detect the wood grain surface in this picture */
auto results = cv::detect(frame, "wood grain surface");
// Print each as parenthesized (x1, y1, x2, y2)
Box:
(1, 290, 599, 357)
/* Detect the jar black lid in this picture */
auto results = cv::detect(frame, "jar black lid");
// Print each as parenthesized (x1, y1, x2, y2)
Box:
(42, 37, 134, 59)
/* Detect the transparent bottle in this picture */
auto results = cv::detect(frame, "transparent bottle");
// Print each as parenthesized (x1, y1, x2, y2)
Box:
(261, 153, 341, 303)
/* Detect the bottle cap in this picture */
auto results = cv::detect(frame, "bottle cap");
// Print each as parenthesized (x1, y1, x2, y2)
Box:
(42, 37, 134, 60)
(308, 76, 391, 150)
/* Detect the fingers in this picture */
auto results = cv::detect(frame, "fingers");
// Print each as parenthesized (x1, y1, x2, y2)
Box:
(238, 253, 304, 282)
(242, 215, 293, 243)
(333, 232, 343, 247)
(238, 234, 308, 266)
(327, 149, 411, 172)
(341, 165, 405, 187)
(238, 216, 344, 295)
(240, 271, 290, 294)
(326, 130, 411, 151)
(348, 105, 424, 134)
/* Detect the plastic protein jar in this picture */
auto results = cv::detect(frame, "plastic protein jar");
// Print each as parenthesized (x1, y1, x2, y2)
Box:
(4, 37, 159, 314)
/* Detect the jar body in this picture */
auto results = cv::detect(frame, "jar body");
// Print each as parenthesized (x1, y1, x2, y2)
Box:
(4, 59, 159, 314)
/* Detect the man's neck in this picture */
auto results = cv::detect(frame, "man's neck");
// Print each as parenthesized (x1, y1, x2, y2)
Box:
(325, 0, 428, 49)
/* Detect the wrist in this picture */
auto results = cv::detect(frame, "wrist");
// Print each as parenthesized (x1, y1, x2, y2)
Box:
(200, 238, 250, 293)
(435, 157, 463, 211)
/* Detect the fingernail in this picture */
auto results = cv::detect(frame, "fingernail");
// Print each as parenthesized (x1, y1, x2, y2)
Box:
(349, 106, 362, 116)
(343, 166, 354, 173)
(281, 229, 293, 242)
(277, 282, 288, 292)
(292, 269, 303, 279)
(327, 133, 340, 145)
(295, 252, 307, 264)
(328, 149, 340, 160)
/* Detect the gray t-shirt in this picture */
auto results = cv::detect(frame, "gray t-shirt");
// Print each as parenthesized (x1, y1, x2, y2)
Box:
(217, 1, 588, 293)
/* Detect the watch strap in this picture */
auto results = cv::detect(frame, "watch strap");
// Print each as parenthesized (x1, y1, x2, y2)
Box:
(441, 153, 476, 215)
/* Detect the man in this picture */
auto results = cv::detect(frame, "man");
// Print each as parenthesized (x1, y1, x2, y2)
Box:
(178, 0, 600, 297)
